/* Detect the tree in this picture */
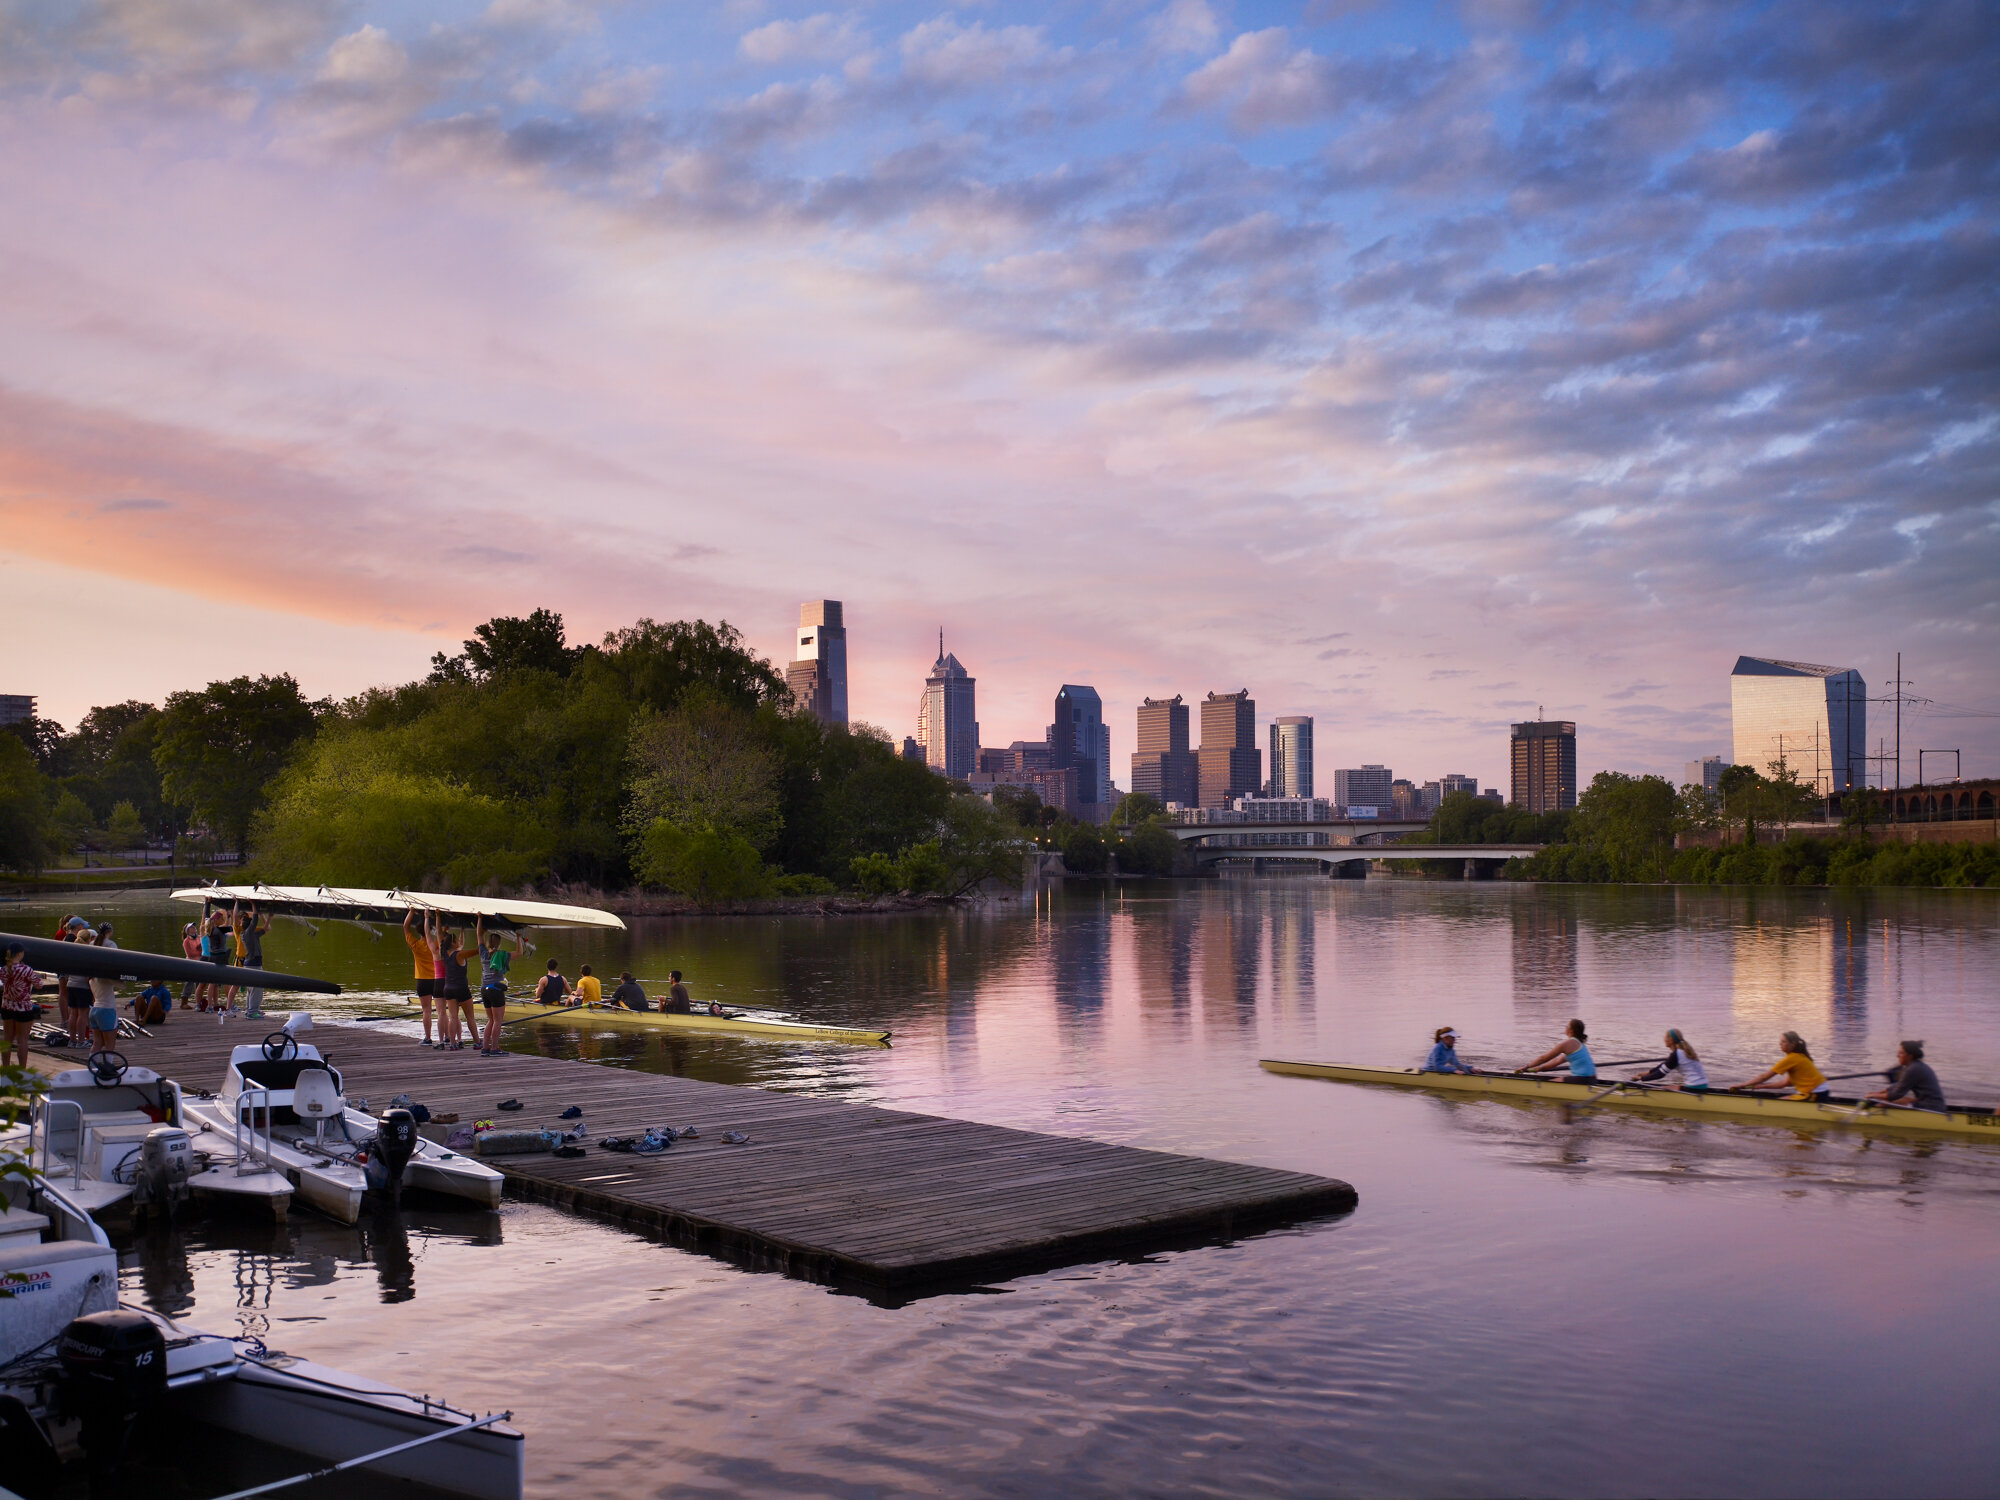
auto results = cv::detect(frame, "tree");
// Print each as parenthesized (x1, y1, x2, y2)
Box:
(625, 695, 782, 851)
(155, 675, 319, 854)
(1063, 821, 1109, 874)
(637, 819, 774, 905)
(1110, 792, 1164, 826)
(52, 789, 94, 855)
(1119, 821, 1181, 876)
(108, 800, 146, 851)
(598, 618, 787, 712)
(0, 733, 52, 873)
(935, 794, 1024, 895)
(1563, 771, 1679, 881)
(3, 714, 63, 772)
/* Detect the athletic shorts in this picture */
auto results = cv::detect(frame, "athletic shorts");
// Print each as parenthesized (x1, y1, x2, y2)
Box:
(416, 978, 437, 997)
(66, 988, 92, 1009)
(441, 983, 472, 1003)
(89, 1006, 118, 1032)
(481, 985, 507, 1010)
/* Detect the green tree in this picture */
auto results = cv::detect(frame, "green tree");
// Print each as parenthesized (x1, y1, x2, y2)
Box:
(107, 800, 146, 851)
(52, 789, 94, 855)
(155, 675, 320, 854)
(598, 618, 787, 712)
(1119, 820, 1181, 876)
(0, 733, 52, 873)
(432, 608, 580, 682)
(625, 695, 782, 852)
(1063, 821, 1109, 874)
(1110, 792, 1164, 826)
(637, 819, 774, 905)
(935, 794, 1024, 895)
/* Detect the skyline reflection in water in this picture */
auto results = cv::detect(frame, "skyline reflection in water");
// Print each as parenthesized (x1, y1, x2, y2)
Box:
(21, 883, 1995, 1499)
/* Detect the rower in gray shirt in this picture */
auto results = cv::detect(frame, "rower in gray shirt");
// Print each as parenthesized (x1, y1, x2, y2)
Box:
(1868, 1040, 1946, 1112)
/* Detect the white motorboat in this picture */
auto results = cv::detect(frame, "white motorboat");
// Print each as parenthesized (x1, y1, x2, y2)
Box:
(0, 1055, 293, 1223)
(178, 1016, 503, 1224)
(0, 1174, 524, 1498)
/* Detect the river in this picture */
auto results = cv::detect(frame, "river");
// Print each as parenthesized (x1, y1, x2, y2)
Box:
(11, 880, 1999, 1498)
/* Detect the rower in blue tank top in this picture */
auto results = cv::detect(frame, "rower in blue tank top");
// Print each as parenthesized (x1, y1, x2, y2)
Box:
(1517, 1018, 1596, 1080)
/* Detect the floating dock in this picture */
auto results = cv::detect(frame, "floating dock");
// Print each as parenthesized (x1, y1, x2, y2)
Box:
(42, 1023, 1354, 1296)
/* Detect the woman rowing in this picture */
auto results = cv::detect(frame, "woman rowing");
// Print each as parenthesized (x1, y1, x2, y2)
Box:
(1516, 1018, 1595, 1081)
(1866, 1040, 1946, 1112)
(1737, 1031, 1829, 1099)
(1421, 1026, 1474, 1074)
(1629, 1028, 1709, 1091)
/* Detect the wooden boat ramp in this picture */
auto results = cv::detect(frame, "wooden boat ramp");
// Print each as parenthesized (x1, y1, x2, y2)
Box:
(38, 1022, 1354, 1298)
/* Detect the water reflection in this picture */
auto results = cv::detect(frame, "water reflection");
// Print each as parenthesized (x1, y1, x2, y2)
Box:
(1510, 896, 1579, 1014)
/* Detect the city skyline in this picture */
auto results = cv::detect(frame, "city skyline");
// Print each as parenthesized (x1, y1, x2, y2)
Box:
(1, 4, 1994, 790)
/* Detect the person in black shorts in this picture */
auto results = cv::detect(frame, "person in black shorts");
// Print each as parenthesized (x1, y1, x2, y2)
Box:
(429, 912, 475, 1051)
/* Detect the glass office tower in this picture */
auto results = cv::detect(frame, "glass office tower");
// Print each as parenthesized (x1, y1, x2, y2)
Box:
(1268, 716, 1314, 799)
(1730, 656, 1866, 793)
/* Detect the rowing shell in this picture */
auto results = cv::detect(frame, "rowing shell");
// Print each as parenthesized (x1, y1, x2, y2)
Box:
(496, 1000, 890, 1047)
(171, 884, 625, 931)
(1259, 1060, 2000, 1140)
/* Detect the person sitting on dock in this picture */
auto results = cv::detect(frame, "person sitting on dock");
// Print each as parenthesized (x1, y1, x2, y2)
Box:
(663, 970, 692, 1014)
(1631, 1029, 1709, 1091)
(611, 972, 649, 1010)
(1517, 1019, 1596, 1080)
(575, 964, 602, 1007)
(1421, 1027, 1473, 1074)
(1866, 1040, 1945, 1112)
(132, 977, 173, 1027)
(1738, 1032, 1830, 1100)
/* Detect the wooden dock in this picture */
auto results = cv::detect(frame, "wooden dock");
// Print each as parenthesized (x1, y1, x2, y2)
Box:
(38, 1020, 1355, 1296)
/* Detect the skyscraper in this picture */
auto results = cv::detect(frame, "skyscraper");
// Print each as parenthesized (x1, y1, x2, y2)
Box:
(1197, 690, 1260, 807)
(1130, 695, 1197, 807)
(1440, 772, 1479, 798)
(785, 600, 848, 724)
(1268, 716, 1313, 799)
(1334, 765, 1393, 811)
(1684, 755, 1727, 793)
(0, 694, 34, 728)
(918, 634, 979, 780)
(1049, 685, 1108, 807)
(1511, 721, 1577, 812)
(1729, 656, 1866, 794)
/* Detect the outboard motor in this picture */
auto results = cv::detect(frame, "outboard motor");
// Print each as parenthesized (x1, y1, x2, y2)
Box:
(58, 1309, 165, 1496)
(135, 1125, 193, 1223)
(372, 1107, 420, 1207)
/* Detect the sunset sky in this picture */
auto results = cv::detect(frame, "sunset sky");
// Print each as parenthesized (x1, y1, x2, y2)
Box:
(2, 0, 1994, 790)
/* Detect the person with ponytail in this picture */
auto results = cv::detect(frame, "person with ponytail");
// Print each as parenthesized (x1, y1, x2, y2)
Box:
(1421, 1026, 1474, 1074)
(1631, 1029, 1709, 1091)
(1739, 1031, 1829, 1099)
(1517, 1018, 1596, 1080)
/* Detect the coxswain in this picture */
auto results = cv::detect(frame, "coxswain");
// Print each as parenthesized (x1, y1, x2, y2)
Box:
(1421, 1026, 1473, 1074)
(1866, 1040, 1946, 1112)
(1517, 1018, 1596, 1080)
(1738, 1031, 1829, 1099)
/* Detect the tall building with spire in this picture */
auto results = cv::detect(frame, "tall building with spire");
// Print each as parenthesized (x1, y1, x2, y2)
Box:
(785, 600, 848, 724)
(917, 633, 979, 780)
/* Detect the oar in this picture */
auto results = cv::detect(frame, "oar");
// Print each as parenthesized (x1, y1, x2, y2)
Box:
(1828, 1097, 1879, 1125)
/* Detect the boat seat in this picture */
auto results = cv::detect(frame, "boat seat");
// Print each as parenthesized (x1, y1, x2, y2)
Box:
(292, 1066, 344, 1142)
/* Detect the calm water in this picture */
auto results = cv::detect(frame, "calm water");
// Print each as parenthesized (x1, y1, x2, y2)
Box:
(13, 881, 2000, 1498)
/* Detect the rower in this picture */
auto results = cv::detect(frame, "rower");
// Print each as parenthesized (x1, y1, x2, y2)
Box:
(1517, 1019, 1595, 1080)
(1738, 1031, 1829, 1099)
(611, 972, 650, 1011)
(662, 971, 692, 1015)
(1421, 1026, 1473, 1074)
(1866, 1040, 1946, 1112)
(1631, 1029, 1709, 1091)
(575, 965, 602, 1008)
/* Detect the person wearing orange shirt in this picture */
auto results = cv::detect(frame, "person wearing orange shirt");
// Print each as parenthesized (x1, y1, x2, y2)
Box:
(1738, 1031, 1830, 1100)
(404, 908, 438, 1047)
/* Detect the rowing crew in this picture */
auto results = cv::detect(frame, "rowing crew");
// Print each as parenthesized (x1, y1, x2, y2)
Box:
(1422, 1022, 1947, 1111)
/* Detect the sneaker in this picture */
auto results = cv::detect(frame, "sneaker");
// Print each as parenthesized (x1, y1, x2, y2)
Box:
(420, 1039, 433, 1048)
(558, 1105, 582, 1119)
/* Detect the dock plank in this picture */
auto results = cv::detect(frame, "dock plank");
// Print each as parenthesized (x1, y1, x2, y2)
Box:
(40, 1019, 1354, 1294)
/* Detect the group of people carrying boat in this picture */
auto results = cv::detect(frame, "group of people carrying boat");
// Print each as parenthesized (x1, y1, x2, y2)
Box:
(401, 907, 716, 1053)
(1421, 1020, 1949, 1111)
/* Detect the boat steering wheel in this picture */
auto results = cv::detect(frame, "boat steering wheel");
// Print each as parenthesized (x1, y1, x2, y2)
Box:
(86, 1051, 128, 1087)
(261, 1030, 298, 1063)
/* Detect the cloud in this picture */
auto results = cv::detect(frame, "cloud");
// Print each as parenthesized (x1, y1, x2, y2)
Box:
(319, 25, 408, 87)
(1178, 30, 1342, 130)
(1146, 0, 1220, 57)
(739, 12, 864, 65)
(897, 16, 1066, 87)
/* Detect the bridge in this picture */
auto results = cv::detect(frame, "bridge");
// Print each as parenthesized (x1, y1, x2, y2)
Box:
(1164, 820, 1540, 874)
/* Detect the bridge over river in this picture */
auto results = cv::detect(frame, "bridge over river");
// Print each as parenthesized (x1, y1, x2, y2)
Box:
(1166, 819, 1542, 875)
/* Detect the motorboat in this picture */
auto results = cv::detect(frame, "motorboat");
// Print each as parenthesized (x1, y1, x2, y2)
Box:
(177, 1014, 503, 1224)
(0, 1053, 293, 1222)
(0, 1171, 524, 1498)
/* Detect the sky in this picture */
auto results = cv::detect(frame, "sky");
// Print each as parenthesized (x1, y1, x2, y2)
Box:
(1, 0, 1995, 792)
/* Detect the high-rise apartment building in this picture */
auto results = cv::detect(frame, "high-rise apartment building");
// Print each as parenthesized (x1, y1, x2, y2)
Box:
(0, 694, 34, 728)
(1440, 772, 1479, 798)
(1511, 721, 1578, 812)
(1049, 686, 1108, 807)
(1334, 765, 1393, 812)
(785, 601, 848, 724)
(1684, 755, 1727, 793)
(1390, 779, 1420, 819)
(1729, 656, 1865, 794)
(1130, 695, 1198, 807)
(917, 636, 979, 780)
(1197, 690, 1260, 807)
(1268, 716, 1313, 800)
